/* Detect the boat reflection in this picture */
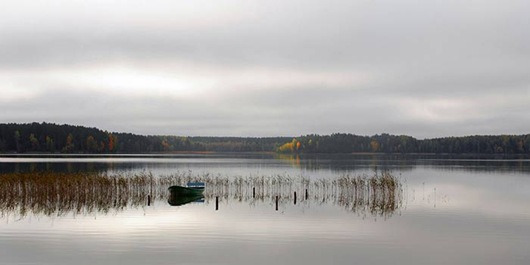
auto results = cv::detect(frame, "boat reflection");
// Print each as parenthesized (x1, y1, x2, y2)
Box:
(168, 193, 205, 206)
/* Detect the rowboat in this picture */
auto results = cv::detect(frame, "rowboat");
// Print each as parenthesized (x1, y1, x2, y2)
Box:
(168, 182, 205, 196)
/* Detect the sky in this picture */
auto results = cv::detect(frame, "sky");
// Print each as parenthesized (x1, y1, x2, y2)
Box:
(1, 0, 529, 138)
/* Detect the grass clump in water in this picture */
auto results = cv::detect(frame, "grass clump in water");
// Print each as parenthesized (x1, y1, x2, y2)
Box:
(0, 171, 402, 219)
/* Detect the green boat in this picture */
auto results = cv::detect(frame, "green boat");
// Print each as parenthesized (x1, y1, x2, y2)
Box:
(168, 182, 205, 196)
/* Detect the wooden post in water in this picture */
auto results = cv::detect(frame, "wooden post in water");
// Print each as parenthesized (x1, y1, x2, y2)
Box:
(305, 189, 308, 200)
(294, 191, 297, 205)
(275, 196, 279, 211)
(215, 196, 219, 211)
(253, 187, 255, 198)
(147, 195, 151, 206)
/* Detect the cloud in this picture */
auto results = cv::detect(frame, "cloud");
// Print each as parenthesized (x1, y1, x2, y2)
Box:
(0, 0, 529, 137)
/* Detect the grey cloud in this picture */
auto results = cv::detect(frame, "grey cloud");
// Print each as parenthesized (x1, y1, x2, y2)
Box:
(2, 0, 529, 69)
(1, 80, 529, 138)
(1, 0, 529, 137)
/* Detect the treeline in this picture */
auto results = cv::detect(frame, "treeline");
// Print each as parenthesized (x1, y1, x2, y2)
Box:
(3, 123, 529, 155)
(277, 133, 530, 155)
(0, 123, 289, 153)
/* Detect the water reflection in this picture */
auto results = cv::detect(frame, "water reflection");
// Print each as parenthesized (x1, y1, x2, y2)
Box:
(0, 172, 158, 218)
(1, 153, 529, 175)
(201, 173, 402, 218)
(1, 156, 529, 265)
(168, 194, 205, 206)
(0, 171, 402, 219)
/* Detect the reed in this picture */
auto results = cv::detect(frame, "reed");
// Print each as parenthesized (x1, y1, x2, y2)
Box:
(0, 171, 402, 218)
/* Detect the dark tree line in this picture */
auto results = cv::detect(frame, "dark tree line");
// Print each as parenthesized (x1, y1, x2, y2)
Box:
(2, 123, 529, 155)
(277, 133, 530, 155)
(0, 123, 290, 153)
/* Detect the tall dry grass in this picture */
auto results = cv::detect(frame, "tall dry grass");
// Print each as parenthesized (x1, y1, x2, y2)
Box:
(0, 171, 402, 218)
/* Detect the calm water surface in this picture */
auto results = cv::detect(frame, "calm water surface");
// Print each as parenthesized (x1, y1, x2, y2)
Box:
(1, 154, 529, 265)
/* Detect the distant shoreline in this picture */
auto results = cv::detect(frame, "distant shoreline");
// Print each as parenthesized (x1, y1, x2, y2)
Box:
(1, 122, 529, 155)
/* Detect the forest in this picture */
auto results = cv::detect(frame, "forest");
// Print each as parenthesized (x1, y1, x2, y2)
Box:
(0, 123, 289, 153)
(1, 122, 529, 155)
(277, 133, 530, 155)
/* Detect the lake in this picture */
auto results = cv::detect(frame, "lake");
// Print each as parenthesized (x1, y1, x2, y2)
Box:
(1, 153, 530, 265)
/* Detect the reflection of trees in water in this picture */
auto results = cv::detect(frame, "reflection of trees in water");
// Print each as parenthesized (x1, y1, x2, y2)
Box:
(275, 153, 530, 173)
(0, 172, 402, 219)
(2, 154, 528, 176)
(0, 162, 146, 174)
(274, 153, 415, 173)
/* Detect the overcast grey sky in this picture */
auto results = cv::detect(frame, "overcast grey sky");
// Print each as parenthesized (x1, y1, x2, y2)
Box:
(1, 0, 529, 138)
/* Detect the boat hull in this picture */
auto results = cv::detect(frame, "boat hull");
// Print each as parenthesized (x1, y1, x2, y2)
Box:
(168, 185, 204, 196)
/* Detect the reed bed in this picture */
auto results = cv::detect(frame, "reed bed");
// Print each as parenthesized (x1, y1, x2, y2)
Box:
(0, 171, 402, 218)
